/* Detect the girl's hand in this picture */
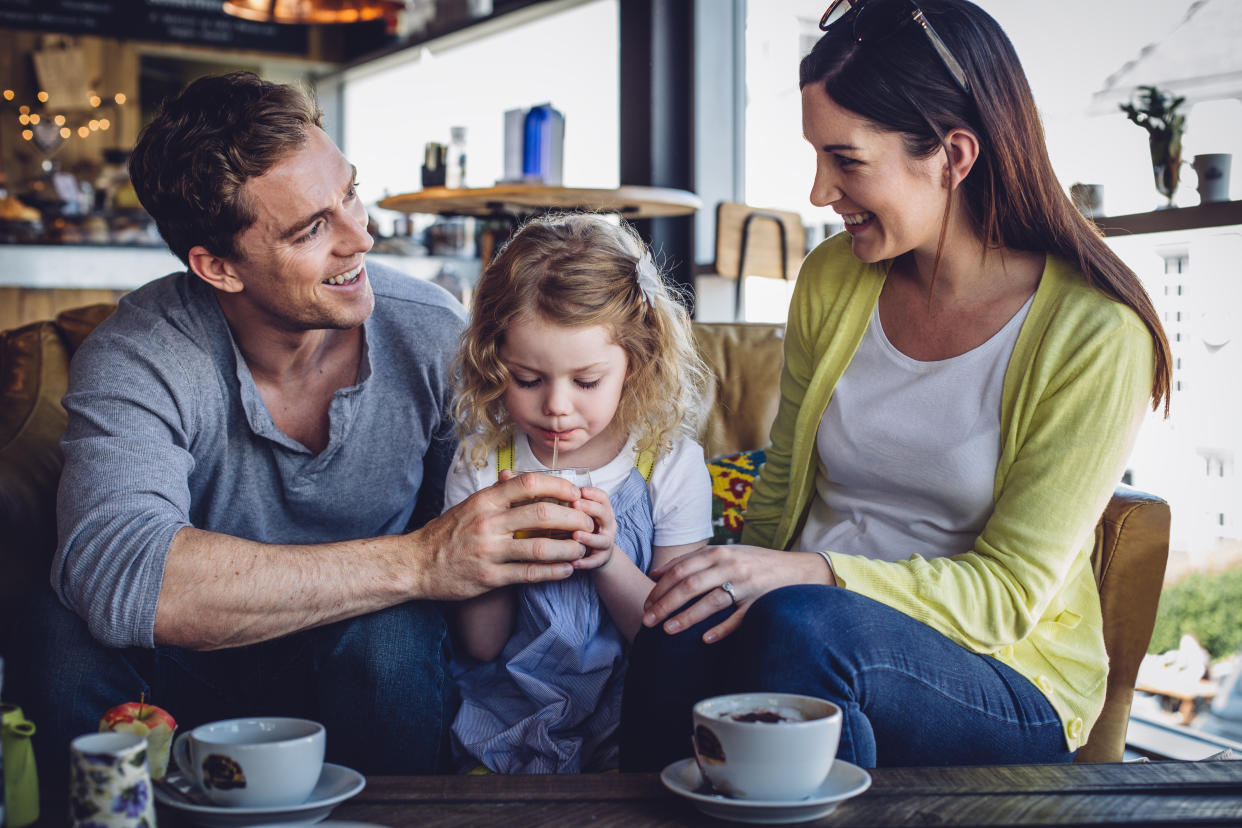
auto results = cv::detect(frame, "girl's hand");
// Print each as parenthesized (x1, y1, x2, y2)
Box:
(572, 486, 618, 570)
(641, 544, 836, 643)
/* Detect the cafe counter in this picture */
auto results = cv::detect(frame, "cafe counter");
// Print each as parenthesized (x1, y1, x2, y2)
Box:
(0, 245, 478, 331)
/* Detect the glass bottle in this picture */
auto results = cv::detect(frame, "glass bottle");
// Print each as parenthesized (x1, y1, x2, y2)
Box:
(446, 126, 467, 189)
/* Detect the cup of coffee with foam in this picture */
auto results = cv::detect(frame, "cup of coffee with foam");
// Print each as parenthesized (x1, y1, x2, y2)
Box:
(692, 692, 841, 801)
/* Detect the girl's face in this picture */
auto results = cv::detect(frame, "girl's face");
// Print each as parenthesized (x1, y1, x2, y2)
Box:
(801, 83, 949, 263)
(499, 316, 629, 470)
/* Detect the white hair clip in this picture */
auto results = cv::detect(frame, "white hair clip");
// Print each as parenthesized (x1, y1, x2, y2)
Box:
(636, 252, 661, 305)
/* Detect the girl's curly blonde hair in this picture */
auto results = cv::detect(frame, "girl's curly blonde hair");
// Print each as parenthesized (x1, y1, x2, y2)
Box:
(452, 213, 709, 468)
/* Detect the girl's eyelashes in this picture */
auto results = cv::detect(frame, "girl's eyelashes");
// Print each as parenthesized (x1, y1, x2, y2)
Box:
(509, 376, 601, 390)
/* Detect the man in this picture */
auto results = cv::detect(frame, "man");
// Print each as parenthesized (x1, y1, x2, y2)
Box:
(8, 72, 591, 796)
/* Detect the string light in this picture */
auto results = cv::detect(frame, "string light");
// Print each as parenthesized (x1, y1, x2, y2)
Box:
(4, 88, 130, 148)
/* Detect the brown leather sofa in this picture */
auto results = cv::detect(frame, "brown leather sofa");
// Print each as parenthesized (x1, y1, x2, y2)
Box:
(0, 310, 1168, 763)
(1, 304, 115, 634)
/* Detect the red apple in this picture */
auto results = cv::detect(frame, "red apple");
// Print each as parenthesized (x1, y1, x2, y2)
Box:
(99, 696, 178, 779)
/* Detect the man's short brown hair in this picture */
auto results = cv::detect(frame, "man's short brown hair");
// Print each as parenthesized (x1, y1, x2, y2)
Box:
(128, 71, 323, 265)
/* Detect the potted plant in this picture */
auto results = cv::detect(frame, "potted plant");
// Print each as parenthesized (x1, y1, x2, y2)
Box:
(1120, 85, 1187, 209)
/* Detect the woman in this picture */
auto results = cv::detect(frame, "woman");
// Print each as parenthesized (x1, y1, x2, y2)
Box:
(620, 0, 1171, 770)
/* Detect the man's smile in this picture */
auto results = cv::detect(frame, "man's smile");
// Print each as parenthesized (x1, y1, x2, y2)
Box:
(323, 262, 364, 286)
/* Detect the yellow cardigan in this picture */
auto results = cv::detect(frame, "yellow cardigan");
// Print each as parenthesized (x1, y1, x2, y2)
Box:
(741, 233, 1155, 750)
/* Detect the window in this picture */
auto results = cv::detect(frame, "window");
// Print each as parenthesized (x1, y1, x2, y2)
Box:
(741, 0, 1242, 755)
(333, 0, 619, 235)
(742, 1, 1237, 224)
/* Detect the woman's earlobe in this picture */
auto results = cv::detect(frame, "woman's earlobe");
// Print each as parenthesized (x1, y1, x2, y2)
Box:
(944, 128, 981, 189)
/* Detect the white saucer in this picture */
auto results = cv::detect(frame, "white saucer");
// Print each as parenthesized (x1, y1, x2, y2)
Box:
(660, 757, 871, 824)
(152, 762, 365, 827)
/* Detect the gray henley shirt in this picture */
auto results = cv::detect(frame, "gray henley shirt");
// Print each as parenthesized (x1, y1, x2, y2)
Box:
(53, 263, 467, 648)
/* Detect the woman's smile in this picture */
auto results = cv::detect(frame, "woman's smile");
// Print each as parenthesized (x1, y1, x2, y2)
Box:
(840, 211, 876, 234)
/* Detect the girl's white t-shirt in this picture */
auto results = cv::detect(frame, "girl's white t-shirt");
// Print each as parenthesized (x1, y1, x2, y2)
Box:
(796, 294, 1033, 562)
(444, 430, 713, 548)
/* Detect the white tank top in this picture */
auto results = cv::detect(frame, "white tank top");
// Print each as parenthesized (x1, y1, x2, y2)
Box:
(796, 294, 1034, 561)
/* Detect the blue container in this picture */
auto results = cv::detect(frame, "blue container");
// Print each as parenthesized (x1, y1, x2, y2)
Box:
(523, 105, 549, 179)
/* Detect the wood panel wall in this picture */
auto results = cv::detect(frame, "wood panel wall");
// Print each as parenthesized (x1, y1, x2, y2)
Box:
(0, 286, 127, 332)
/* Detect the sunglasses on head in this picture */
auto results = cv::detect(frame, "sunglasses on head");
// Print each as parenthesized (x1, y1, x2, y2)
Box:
(819, 0, 971, 96)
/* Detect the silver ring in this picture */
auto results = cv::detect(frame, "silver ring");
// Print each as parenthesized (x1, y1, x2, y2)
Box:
(720, 581, 737, 605)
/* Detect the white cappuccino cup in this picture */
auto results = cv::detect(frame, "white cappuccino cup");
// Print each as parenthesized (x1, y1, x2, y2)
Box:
(692, 692, 841, 801)
(171, 717, 324, 807)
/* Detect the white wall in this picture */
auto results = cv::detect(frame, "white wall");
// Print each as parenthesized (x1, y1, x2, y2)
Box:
(334, 0, 619, 235)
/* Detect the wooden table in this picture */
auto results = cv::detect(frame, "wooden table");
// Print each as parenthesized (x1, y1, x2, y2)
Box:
(1138, 679, 1219, 725)
(377, 183, 702, 220)
(304, 761, 1242, 826)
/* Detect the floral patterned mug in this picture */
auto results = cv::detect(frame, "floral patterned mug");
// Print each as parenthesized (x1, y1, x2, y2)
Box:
(69, 731, 155, 828)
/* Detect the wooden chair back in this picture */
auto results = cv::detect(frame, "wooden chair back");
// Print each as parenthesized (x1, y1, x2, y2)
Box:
(712, 202, 806, 320)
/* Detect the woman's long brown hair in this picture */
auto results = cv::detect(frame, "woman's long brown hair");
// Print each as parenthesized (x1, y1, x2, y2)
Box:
(800, 0, 1171, 415)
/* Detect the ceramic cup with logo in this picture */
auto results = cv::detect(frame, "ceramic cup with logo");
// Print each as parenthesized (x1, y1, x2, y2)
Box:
(692, 692, 842, 801)
(1194, 153, 1232, 204)
(69, 731, 155, 828)
(171, 717, 324, 808)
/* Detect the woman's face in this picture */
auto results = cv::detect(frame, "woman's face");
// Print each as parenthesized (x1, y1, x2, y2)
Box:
(802, 83, 950, 264)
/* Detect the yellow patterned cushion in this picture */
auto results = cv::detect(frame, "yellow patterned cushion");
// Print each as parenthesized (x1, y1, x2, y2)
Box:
(706, 448, 765, 545)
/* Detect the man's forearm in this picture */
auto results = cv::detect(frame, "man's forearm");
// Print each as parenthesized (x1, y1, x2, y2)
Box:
(153, 526, 419, 650)
(152, 474, 592, 650)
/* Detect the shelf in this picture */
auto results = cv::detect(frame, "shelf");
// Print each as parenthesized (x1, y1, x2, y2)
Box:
(0, 246, 465, 290)
(1094, 200, 1242, 237)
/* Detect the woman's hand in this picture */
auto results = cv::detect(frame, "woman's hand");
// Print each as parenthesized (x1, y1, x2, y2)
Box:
(571, 485, 618, 571)
(641, 545, 836, 643)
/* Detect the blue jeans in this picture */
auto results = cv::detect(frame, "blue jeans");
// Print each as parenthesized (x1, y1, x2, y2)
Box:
(5, 589, 457, 809)
(620, 585, 1075, 770)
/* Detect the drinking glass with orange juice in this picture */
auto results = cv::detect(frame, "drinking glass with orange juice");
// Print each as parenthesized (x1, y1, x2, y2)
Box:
(512, 467, 592, 539)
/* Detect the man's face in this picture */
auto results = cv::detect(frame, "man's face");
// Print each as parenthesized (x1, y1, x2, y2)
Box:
(224, 127, 375, 332)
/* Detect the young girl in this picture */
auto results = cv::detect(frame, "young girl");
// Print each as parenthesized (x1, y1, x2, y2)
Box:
(445, 213, 713, 774)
